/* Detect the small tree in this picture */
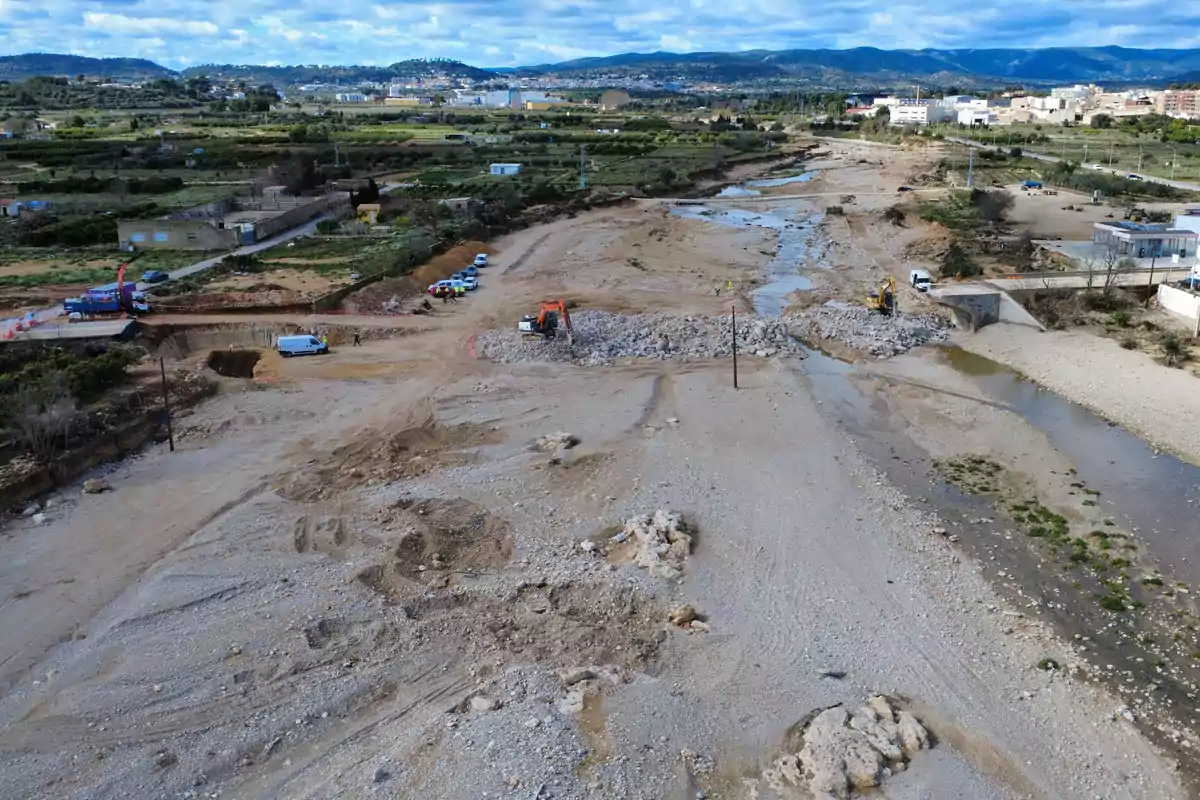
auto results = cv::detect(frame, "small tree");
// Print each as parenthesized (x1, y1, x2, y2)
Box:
(0, 372, 78, 463)
(883, 206, 906, 226)
(940, 242, 982, 279)
(973, 188, 1015, 223)
(315, 219, 340, 235)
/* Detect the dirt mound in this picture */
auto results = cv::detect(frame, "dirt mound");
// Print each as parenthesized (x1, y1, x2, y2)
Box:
(277, 413, 501, 502)
(391, 497, 513, 572)
(399, 580, 663, 675)
(411, 241, 495, 287)
(340, 276, 424, 314)
(206, 349, 262, 378)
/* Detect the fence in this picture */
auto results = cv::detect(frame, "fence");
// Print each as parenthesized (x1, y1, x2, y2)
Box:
(1157, 284, 1200, 336)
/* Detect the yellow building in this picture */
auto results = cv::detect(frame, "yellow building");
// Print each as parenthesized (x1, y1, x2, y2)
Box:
(356, 203, 381, 224)
(525, 100, 571, 112)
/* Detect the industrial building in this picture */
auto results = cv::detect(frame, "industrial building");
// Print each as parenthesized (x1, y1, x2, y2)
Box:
(490, 163, 522, 176)
(118, 193, 347, 251)
(1092, 221, 1197, 259)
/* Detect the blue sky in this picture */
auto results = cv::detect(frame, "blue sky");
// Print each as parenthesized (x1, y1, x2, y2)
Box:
(1, 0, 1198, 68)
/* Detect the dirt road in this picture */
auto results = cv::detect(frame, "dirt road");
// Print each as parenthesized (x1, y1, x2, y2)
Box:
(0, 147, 1190, 800)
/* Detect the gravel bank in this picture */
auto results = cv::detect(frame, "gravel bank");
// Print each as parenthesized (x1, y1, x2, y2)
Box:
(475, 310, 801, 366)
(785, 305, 950, 358)
(963, 324, 1200, 466)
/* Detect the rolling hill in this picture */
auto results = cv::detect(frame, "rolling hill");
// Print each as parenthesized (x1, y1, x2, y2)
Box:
(2, 47, 1200, 88)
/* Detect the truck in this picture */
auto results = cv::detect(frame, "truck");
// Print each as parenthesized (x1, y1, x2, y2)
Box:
(909, 269, 933, 293)
(64, 291, 150, 319)
(64, 258, 150, 320)
(1021, 180, 1043, 190)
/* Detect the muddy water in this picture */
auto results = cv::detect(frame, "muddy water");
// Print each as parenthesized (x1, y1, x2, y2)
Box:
(745, 170, 818, 188)
(943, 345, 1200, 583)
(672, 197, 824, 317)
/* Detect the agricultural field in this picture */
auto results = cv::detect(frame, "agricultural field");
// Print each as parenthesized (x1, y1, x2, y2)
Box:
(928, 120, 1200, 183)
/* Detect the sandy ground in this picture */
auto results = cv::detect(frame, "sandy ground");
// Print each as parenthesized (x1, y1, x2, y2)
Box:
(960, 323, 1200, 465)
(207, 268, 348, 294)
(0, 145, 1192, 800)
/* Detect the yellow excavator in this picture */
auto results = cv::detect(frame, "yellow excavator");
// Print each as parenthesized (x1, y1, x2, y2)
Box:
(867, 276, 896, 316)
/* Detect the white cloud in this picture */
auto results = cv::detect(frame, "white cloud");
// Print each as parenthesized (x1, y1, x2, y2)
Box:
(83, 12, 219, 37)
(0, 0, 1194, 68)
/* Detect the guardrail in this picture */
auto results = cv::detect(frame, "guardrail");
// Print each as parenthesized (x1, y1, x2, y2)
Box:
(991, 266, 1195, 282)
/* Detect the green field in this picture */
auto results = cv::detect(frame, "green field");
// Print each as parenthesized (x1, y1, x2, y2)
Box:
(928, 122, 1200, 183)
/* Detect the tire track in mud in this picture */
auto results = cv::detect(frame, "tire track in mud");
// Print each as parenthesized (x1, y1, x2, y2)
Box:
(503, 232, 553, 275)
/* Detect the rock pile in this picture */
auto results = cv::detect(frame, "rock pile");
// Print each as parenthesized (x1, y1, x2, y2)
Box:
(785, 306, 949, 358)
(475, 311, 800, 366)
(764, 695, 931, 799)
(612, 510, 693, 579)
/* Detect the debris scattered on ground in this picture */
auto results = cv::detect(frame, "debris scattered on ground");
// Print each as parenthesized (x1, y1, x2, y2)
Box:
(668, 604, 698, 626)
(535, 431, 580, 452)
(786, 306, 949, 358)
(476, 311, 801, 366)
(761, 695, 931, 799)
(82, 478, 112, 494)
(617, 510, 693, 579)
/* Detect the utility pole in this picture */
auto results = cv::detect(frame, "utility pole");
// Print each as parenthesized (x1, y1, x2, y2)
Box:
(1084, 143, 1088, 164)
(730, 305, 738, 389)
(579, 144, 586, 190)
(1172, 147, 1178, 180)
(967, 146, 975, 189)
(1108, 140, 1115, 167)
(1138, 146, 1143, 172)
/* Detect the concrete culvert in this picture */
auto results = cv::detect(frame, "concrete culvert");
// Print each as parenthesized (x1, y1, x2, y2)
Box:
(206, 349, 262, 378)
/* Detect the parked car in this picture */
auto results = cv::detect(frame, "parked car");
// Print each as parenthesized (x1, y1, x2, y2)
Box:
(429, 280, 465, 296)
(277, 335, 329, 357)
(141, 269, 169, 283)
(449, 272, 466, 282)
(473, 253, 489, 268)
(1128, 173, 1144, 181)
(463, 276, 479, 291)
(464, 265, 478, 277)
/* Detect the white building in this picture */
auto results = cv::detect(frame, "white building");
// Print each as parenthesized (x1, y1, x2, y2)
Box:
(890, 104, 954, 126)
(939, 95, 988, 110)
(958, 108, 999, 126)
(490, 163, 522, 176)
(335, 92, 368, 103)
(1051, 84, 1093, 101)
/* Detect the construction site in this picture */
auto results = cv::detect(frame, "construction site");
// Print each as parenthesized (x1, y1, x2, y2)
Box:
(2, 137, 1200, 800)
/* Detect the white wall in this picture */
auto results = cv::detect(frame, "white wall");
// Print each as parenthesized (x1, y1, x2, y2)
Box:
(1157, 284, 1200, 332)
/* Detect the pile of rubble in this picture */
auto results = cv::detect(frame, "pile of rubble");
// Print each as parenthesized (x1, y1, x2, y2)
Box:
(785, 306, 949, 358)
(763, 695, 931, 799)
(475, 310, 801, 366)
(613, 509, 693, 580)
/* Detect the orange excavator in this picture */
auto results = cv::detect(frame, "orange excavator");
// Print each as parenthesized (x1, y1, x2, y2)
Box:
(518, 299, 573, 344)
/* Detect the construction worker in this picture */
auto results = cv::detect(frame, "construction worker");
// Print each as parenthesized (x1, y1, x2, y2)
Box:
(353, 331, 362, 346)
(321, 334, 328, 348)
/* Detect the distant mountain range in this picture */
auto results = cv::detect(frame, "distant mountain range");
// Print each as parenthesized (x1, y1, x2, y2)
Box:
(513, 46, 1200, 85)
(0, 54, 173, 81)
(3, 47, 1200, 87)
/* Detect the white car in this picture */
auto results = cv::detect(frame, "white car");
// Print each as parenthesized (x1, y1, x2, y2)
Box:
(473, 253, 489, 268)
(464, 276, 479, 290)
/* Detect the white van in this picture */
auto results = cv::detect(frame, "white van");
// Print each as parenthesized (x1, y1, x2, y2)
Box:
(909, 269, 933, 293)
(473, 253, 489, 268)
(277, 334, 329, 357)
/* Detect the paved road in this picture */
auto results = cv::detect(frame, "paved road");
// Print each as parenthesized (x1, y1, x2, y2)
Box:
(987, 266, 1196, 292)
(944, 136, 1200, 193)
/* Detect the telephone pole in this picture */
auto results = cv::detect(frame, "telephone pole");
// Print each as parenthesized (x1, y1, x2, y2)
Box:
(579, 144, 586, 189)
(967, 146, 975, 189)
